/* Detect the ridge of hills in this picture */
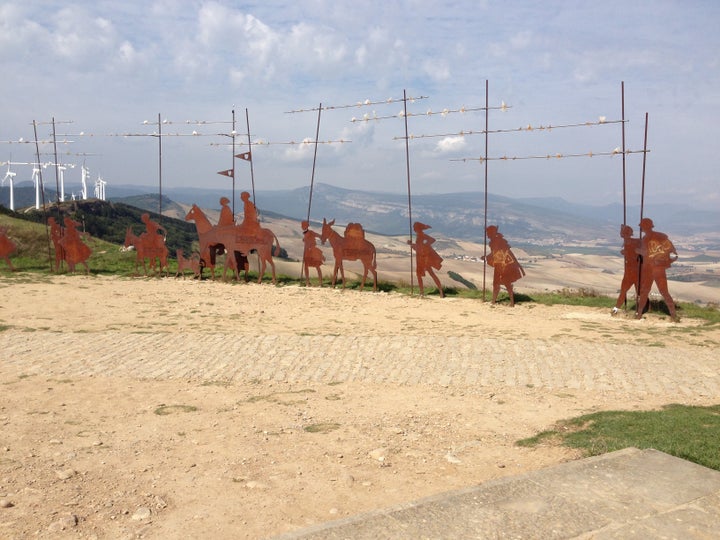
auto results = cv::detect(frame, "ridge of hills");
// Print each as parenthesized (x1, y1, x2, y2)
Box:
(3, 182, 719, 252)
(111, 183, 720, 247)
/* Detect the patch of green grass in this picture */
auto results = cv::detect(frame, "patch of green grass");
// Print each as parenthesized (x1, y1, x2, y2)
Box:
(245, 388, 315, 404)
(304, 422, 340, 433)
(154, 404, 198, 415)
(516, 404, 720, 471)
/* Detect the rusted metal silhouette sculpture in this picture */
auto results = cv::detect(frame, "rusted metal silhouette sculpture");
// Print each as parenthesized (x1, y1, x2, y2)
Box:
(0, 226, 16, 271)
(484, 225, 524, 306)
(59, 216, 91, 273)
(320, 218, 377, 291)
(175, 248, 202, 279)
(185, 193, 280, 284)
(123, 213, 169, 276)
(635, 217, 678, 320)
(190, 197, 249, 281)
(611, 224, 641, 315)
(48, 217, 65, 272)
(407, 221, 444, 297)
(301, 220, 324, 286)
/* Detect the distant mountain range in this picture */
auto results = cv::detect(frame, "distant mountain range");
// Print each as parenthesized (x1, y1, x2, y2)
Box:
(4, 182, 718, 249)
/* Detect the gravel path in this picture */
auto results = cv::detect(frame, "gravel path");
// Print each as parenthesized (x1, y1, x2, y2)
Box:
(3, 331, 718, 398)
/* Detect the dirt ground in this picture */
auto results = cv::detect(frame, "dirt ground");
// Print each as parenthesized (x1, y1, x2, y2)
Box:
(0, 273, 718, 539)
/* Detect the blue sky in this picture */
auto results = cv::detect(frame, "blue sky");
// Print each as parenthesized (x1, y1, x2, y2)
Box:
(1, 0, 718, 212)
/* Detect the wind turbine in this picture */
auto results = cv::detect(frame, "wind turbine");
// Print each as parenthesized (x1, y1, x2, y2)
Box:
(32, 167, 42, 209)
(93, 175, 106, 200)
(1, 161, 16, 211)
(56, 163, 76, 202)
(81, 162, 89, 199)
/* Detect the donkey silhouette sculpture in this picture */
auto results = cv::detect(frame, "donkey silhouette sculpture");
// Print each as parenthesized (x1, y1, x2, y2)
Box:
(321, 218, 377, 292)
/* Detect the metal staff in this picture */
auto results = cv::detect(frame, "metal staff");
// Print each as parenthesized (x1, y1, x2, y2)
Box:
(483, 79, 489, 302)
(635, 112, 650, 311)
(301, 103, 323, 283)
(403, 89, 414, 294)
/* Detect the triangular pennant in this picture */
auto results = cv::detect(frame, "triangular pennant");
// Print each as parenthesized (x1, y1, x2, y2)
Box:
(235, 151, 252, 162)
(217, 169, 234, 178)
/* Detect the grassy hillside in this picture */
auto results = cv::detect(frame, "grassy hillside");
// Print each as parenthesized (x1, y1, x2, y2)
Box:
(0, 211, 138, 274)
(3, 200, 198, 253)
(1, 200, 202, 274)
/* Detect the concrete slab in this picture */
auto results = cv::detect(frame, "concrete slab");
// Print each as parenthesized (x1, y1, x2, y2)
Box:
(271, 448, 720, 539)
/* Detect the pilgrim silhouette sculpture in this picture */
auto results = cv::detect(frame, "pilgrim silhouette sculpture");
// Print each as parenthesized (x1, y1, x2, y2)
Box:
(484, 225, 524, 306)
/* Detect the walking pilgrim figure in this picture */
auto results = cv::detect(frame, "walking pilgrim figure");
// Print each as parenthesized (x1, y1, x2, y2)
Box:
(611, 224, 641, 315)
(407, 221, 444, 297)
(301, 220, 325, 286)
(48, 217, 65, 272)
(239, 191, 260, 237)
(484, 225, 524, 307)
(635, 217, 678, 321)
(59, 216, 92, 273)
(0, 226, 16, 271)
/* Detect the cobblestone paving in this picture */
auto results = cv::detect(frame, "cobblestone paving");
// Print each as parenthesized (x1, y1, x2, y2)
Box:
(2, 331, 718, 398)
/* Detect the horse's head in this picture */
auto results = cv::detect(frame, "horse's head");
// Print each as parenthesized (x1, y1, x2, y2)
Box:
(184, 204, 198, 222)
(320, 218, 335, 244)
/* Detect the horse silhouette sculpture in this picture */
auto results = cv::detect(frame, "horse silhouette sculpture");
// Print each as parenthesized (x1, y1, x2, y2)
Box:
(123, 226, 169, 276)
(184, 204, 280, 284)
(321, 218, 377, 291)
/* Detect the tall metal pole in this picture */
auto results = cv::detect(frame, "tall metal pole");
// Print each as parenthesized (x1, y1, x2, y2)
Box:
(621, 82, 627, 226)
(403, 89, 414, 294)
(306, 103, 322, 223)
(246, 108, 256, 207)
(636, 112, 650, 311)
(299, 104, 323, 283)
(231, 108, 236, 214)
(158, 113, 162, 219)
(639, 112, 649, 224)
(34, 120, 53, 270)
(482, 79, 489, 302)
(52, 117, 61, 204)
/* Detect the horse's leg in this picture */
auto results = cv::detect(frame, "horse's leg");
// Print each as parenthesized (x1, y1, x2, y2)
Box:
(268, 255, 276, 285)
(222, 253, 233, 281)
(359, 264, 367, 292)
(339, 263, 346, 289)
(225, 250, 238, 281)
(256, 256, 265, 284)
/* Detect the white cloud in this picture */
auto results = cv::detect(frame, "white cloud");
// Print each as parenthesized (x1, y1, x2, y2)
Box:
(283, 138, 316, 162)
(422, 58, 451, 82)
(435, 136, 467, 154)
